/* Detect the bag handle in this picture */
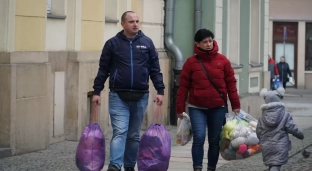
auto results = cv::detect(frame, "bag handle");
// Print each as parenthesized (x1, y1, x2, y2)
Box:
(196, 56, 228, 113)
(91, 105, 98, 123)
(153, 105, 162, 124)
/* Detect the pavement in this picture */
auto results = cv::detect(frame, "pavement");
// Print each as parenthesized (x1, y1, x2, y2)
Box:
(0, 89, 311, 171)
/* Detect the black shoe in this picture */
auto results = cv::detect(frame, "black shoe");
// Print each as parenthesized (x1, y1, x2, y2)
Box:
(124, 167, 135, 171)
(194, 168, 202, 171)
(107, 165, 120, 171)
(207, 167, 216, 171)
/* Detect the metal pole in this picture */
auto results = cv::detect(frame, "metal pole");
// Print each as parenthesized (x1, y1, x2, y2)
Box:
(283, 26, 286, 57)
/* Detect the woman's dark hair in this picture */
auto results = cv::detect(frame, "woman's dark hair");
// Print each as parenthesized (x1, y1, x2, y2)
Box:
(194, 29, 214, 42)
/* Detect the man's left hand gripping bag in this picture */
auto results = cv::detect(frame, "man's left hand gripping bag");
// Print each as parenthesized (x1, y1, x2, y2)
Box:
(75, 106, 105, 171)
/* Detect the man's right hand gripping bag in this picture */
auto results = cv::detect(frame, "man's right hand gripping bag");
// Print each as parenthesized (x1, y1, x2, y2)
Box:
(137, 106, 171, 171)
(75, 106, 105, 171)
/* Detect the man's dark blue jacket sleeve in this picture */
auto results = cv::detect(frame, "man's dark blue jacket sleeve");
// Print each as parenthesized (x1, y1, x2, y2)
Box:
(93, 41, 112, 95)
(149, 39, 165, 95)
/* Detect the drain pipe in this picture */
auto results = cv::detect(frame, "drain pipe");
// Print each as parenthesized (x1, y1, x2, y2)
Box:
(164, 0, 183, 70)
(164, 0, 183, 125)
(195, 0, 202, 33)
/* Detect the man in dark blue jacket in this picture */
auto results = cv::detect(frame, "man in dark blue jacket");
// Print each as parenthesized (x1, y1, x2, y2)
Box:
(92, 11, 165, 171)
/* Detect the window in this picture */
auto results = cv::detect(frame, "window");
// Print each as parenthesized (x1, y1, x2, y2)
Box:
(47, 0, 52, 14)
(306, 23, 312, 71)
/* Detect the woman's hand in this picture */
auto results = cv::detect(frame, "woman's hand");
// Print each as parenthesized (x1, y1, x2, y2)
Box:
(233, 109, 240, 115)
(177, 113, 183, 119)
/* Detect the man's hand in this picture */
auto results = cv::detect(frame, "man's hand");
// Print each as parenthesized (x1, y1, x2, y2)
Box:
(233, 109, 240, 115)
(154, 94, 164, 106)
(92, 95, 101, 106)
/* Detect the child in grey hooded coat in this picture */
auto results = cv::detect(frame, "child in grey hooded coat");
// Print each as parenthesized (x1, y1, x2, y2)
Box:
(256, 87, 304, 171)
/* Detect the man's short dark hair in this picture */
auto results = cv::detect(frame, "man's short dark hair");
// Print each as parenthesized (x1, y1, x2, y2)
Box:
(194, 29, 214, 42)
(121, 11, 135, 22)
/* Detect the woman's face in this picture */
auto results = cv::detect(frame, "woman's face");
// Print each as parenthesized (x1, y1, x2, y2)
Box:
(196, 37, 213, 51)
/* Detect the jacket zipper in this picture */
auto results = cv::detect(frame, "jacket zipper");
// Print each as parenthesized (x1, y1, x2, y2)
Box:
(113, 69, 118, 88)
(282, 64, 284, 81)
(130, 41, 133, 90)
(145, 68, 148, 84)
(128, 35, 137, 91)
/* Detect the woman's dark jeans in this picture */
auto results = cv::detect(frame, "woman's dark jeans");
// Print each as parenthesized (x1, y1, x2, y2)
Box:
(188, 107, 226, 169)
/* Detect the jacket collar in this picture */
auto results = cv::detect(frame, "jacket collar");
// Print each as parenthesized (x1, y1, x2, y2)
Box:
(116, 30, 144, 41)
(194, 40, 219, 59)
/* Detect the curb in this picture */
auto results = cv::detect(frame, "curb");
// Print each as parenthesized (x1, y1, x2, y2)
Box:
(283, 94, 312, 98)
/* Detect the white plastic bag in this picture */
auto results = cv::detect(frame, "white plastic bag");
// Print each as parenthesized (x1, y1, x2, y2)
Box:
(289, 77, 295, 85)
(176, 112, 192, 146)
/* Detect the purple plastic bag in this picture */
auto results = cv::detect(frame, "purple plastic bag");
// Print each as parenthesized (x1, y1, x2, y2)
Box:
(75, 123, 105, 171)
(137, 124, 171, 171)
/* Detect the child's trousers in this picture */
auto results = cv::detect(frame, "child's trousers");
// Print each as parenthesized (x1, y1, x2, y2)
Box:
(269, 165, 281, 171)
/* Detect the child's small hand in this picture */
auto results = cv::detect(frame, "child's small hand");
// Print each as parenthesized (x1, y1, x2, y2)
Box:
(299, 134, 304, 140)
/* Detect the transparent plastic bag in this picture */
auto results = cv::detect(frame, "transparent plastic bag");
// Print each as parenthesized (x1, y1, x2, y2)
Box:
(220, 110, 260, 161)
(176, 112, 192, 146)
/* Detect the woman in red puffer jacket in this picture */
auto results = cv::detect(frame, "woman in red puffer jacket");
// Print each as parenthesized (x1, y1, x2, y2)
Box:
(176, 29, 240, 171)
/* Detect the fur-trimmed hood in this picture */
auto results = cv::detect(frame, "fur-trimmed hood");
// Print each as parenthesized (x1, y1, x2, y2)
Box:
(260, 102, 285, 127)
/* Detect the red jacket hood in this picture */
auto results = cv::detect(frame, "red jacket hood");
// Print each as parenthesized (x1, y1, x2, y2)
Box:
(194, 40, 219, 59)
(268, 58, 275, 63)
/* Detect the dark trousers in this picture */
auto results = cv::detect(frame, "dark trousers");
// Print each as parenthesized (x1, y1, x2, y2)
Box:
(282, 82, 287, 89)
(188, 107, 226, 169)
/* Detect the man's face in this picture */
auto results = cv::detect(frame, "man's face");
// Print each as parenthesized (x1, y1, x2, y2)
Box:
(280, 57, 285, 63)
(121, 13, 139, 36)
(195, 37, 214, 51)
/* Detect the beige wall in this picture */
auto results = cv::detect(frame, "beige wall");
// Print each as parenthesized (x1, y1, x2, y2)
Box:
(297, 22, 306, 89)
(0, 0, 8, 52)
(270, 0, 312, 20)
(81, 0, 104, 51)
(0, 52, 51, 155)
(15, 0, 46, 51)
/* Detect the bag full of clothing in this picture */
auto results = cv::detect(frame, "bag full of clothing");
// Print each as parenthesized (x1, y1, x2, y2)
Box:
(176, 112, 192, 146)
(76, 107, 105, 171)
(219, 110, 261, 161)
(137, 106, 171, 171)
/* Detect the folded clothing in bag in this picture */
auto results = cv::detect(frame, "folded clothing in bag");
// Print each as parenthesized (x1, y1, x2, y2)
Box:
(76, 107, 105, 171)
(137, 124, 171, 171)
(219, 110, 261, 161)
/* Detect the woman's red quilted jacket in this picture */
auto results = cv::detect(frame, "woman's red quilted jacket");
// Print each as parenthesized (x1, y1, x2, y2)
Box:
(176, 40, 240, 114)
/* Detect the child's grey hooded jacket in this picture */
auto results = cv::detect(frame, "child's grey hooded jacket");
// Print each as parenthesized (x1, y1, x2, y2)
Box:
(256, 101, 304, 166)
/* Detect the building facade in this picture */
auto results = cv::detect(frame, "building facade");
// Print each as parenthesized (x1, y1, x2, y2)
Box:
(169, 0, 270, 124)
(0, 0, 170, 156)
(269, 0, 312, 89)
(0, 0, 270, 156)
